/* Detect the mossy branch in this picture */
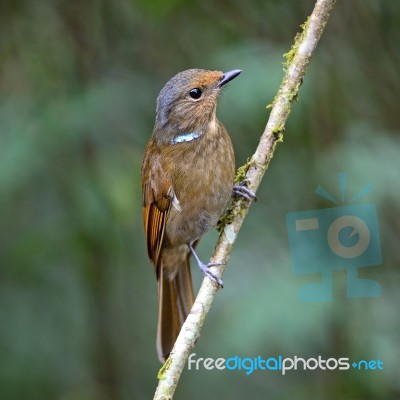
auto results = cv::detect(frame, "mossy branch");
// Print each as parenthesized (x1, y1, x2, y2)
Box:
(153, 0, 337, 398)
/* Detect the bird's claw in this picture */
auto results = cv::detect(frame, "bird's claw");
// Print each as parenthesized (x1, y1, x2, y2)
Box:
(198, 261, 224, 288)
(232, 179, 257, 201)
(188, 243, 224, 288)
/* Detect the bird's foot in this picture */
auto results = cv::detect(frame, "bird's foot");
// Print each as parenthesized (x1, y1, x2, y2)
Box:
(232, 179, 257, 201)
(188, 244, 223, 288)
(198, 261, 224, 288)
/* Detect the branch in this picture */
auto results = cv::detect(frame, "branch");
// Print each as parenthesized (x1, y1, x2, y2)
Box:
(154, 0, 337, 398)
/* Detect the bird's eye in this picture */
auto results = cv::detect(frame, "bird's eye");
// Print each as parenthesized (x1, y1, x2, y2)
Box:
(189, 88, 202, 99)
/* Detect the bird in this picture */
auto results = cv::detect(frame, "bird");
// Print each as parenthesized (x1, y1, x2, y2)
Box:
(141, 68, 243, 363)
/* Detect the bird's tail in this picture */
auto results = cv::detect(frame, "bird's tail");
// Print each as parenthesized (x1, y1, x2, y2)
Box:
(157, 255, 194, 363)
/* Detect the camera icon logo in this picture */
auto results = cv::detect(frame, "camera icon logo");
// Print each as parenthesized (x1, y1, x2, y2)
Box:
(286, 173, 382, 301)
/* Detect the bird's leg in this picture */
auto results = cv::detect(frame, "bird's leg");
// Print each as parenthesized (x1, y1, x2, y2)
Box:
(232, 178, 257, 201)
(188, 243, 223, 288)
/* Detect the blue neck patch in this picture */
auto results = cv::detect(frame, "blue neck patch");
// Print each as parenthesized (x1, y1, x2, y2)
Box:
(172, 131, 201, 144)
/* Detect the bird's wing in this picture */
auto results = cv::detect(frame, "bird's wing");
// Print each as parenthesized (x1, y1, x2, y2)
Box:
(141, 143, 172, 269)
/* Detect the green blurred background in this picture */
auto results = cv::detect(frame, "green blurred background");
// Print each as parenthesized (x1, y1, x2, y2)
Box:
(1, 0, 399, 399)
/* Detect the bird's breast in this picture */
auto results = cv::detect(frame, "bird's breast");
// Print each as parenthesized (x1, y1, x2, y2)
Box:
(164, 123, 235, 246)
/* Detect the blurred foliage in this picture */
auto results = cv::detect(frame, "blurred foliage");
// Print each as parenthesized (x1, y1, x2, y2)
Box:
(0, 0, 399, 399)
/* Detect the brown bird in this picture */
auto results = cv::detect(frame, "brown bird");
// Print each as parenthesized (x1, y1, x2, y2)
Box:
(141, 68, 242, 362)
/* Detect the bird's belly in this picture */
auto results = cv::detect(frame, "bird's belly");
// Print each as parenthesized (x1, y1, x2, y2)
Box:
(165, 169, 233, 246)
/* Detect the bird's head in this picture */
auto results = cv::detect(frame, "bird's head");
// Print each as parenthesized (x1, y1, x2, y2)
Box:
(153, 68, 241, 144)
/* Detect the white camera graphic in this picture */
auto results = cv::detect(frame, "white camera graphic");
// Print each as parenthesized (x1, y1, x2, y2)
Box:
(286, 174, 382, 301)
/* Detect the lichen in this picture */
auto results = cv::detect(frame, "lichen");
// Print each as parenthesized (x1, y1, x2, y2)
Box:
(266, 96, 277, 109)
(216, 204, 234, 233)
(267, 17, 310, 111)
(272, 126, 285, 143)
(157, 357, 172, 380)
(234, 159, 251, 185)
(282, 17, 310, 71)
(216, 160, 252, 233)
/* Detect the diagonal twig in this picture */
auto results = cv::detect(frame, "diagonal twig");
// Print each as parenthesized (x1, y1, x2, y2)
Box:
(153, 0, 337, 398)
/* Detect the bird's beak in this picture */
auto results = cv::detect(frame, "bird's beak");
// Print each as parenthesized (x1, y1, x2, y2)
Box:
(216, 69, 242, 88)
